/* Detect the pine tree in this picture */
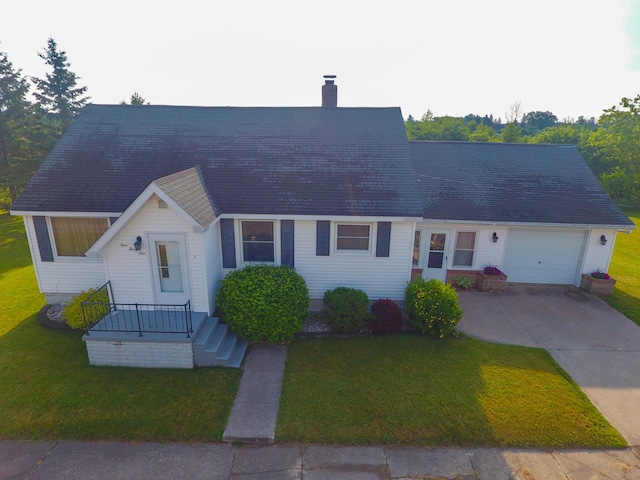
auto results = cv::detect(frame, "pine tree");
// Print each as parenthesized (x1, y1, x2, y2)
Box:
(0, 49, 32, 202)
(32, 38, 89, 130)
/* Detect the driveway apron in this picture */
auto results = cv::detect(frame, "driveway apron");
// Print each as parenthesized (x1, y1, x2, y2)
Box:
(457, 285, 640, 446)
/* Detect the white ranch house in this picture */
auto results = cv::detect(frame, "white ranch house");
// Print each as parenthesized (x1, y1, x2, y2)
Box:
(11, 78, 634, 368)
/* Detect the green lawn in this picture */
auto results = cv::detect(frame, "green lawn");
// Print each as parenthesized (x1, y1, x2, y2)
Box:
(0, 213, 241, 442)
(604, 210, 640, 326)
(277, 335, 625, 447)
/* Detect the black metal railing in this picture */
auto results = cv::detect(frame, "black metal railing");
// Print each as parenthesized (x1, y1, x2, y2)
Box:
(82, 282, 193, 338)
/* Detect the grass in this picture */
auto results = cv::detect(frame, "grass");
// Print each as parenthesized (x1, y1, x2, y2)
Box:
(0, 210, 634, 446)
(277, 335, 626, 447)
(603, 210, 640, 326)
(0, 213, 241, 442)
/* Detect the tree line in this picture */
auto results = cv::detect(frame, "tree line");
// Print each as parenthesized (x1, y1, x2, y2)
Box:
(406, 101, 640, 205)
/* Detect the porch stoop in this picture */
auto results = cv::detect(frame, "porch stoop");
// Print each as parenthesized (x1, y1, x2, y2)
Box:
(192, 317, 248, 368)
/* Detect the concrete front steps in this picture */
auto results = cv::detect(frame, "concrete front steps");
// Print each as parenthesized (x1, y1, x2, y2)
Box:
(192, 317, 248, 368)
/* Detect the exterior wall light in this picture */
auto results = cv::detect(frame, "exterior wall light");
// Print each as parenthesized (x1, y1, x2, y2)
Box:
(492, 232, 499, 243)
(600, 235, 607, 245)
(134, 236, 142, 251)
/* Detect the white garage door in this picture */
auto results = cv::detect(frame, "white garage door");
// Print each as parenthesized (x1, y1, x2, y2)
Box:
(502, 229, 586, 284)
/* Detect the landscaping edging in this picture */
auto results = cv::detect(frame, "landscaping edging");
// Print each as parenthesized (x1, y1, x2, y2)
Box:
(38, 304, 73, 331)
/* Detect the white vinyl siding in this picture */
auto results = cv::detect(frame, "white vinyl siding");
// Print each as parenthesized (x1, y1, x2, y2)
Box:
(103, 196, 209, 312)
(203, 222, 222, 315)
(23, 216, 106, 301)
(581, 229, 617, 276)
(295, 220, 413, 300)
(502, 229, 586, 285)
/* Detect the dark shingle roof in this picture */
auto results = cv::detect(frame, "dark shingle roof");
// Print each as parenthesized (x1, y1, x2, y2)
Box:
(12, 104, 423, 218)
(409, 141, 634, 227)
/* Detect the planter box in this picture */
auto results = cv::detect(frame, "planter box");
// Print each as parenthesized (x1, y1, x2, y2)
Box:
(478, 272, 508, 292)
(581, 274, 616, 296)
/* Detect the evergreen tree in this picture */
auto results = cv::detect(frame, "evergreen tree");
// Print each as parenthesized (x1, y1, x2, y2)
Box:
(0, 49, 32, 203)
(32, 38, 89, 130)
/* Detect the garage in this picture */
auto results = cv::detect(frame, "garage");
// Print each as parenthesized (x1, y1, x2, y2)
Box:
(502, 229, 587, 284)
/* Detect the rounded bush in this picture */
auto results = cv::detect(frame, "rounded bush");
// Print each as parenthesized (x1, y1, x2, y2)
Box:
(368, 298, 403, 333)
(62, 287, 109, 330)
(404, 278, 463, 338)
(216, 264, 310, 342)
(321, 287, 370, 333)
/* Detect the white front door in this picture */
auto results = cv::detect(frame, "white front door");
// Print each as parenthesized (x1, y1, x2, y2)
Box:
(149, 234, 190, 305)
(423, 230, 451, 282)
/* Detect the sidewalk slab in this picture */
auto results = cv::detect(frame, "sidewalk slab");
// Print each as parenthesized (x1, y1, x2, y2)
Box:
(385, 447, 475, 478)
(231, 445, 301, 478)
(223, 344, 287, 443)
(28, 441, 235, 480)
(0, 440, 56, 480)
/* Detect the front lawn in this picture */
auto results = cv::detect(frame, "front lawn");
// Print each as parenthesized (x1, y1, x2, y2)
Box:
(604, 210, 640, 326)
(0, 213, 241, 442)
(277, 335, 625, 448)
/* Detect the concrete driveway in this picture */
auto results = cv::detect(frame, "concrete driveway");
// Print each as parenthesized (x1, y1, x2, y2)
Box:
(456, 285, 640, 446)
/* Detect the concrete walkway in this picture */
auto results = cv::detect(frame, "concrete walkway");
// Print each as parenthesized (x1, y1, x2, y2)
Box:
(3, 440, 640, 479)
(457, 285, 640, 446)
(222, 344, 287, 443)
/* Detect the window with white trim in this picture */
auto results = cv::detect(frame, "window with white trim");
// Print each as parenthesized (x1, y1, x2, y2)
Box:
(336, 224, 371, 251)
(50, 217, 109, 257)
(241, 221, 274, 262)
(453, 231, 476, 267)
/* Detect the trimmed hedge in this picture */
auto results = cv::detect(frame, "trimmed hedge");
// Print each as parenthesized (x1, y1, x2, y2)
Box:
(404, 278, 463, 338)
(321, 287, 370, 333)
(216, 264, 310, 342)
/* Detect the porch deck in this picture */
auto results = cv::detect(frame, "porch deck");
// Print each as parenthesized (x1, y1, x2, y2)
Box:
(85, 309, 208, 343)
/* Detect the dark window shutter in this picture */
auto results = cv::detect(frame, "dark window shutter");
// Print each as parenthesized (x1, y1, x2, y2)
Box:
(281, 220, 294, 268)
(33, 216, 54, 262)
(316, 221, 330, 256)
(376, 222, 391, 257)
(220, 219, 236, 268)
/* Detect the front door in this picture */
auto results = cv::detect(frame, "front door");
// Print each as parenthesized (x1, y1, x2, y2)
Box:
(149, 234, 190, 305)
(423, 230, 450, 282)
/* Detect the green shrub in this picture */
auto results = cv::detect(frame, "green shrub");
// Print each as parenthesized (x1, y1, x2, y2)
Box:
(321, 287, 370, 333)
(367, 298, 403, 333)
(404, 278, 463, 338)
(455, 275, 472, 290)
(216, 264, 310, 342)
(62, 287, 110, 330)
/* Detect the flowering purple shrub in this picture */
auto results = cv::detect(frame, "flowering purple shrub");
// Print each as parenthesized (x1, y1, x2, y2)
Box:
(483, 266, 503, 276)
(590, 271, 611, 280)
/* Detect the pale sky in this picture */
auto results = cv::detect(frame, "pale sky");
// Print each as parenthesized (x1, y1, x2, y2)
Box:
(2, 0, 640, 121)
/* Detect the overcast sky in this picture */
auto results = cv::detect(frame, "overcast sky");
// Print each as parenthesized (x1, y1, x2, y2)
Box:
(2, 0, 640, 121)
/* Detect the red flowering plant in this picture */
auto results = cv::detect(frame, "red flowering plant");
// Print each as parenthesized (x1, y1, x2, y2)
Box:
(483, 265, 503, 276)
(590, 270, 611, 280)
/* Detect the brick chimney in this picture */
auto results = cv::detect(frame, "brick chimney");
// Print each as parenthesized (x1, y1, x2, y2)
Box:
(322, 75, 337, 107)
